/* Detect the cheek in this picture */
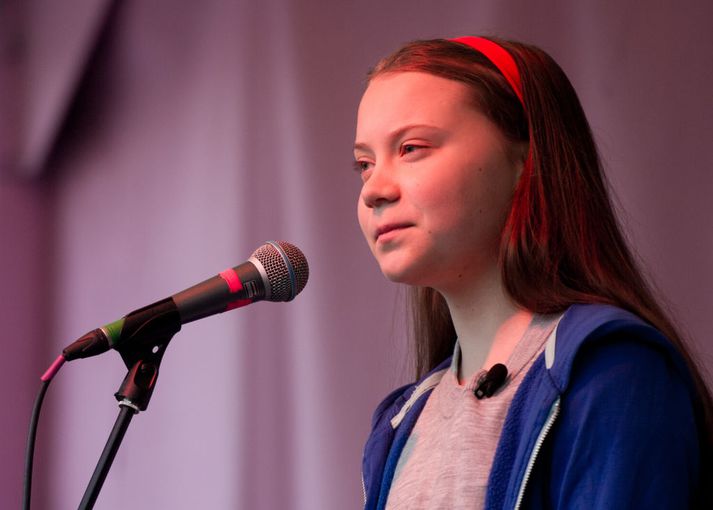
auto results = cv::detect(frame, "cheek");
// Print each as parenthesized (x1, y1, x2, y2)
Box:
(356, 200, 371, 242)
(427, 168, 511, 241)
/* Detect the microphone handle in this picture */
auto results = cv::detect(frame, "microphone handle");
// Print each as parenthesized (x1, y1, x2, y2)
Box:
(172, 260, 265, 324)
(62, 259, 267, 361)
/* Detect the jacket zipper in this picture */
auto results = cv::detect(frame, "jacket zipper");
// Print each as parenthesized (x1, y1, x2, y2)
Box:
(513, 397, 561, 510)
(362, 473, 367, 507)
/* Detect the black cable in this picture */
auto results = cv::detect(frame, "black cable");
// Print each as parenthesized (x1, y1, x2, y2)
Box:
(23, 379, 50, 510)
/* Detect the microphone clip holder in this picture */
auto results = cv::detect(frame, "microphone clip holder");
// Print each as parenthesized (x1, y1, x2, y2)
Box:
(79, 306, 182, 509)
(114, 331, 176, 412)
(112, 299, 182, 411)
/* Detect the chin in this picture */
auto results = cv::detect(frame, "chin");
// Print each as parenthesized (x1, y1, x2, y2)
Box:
(376, 260, 408, 282)
(372, 243, 443, 286)
(378, 260, 431, 287)
(381, 270, 411, 284)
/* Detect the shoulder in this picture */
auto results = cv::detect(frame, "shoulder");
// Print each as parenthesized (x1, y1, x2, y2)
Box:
(547, 303, 693, 394)
(369, 357, 452, 430)
(369, 382, 415, 429)
(362, 358, 452, 507)
(523, 304, 702, 508)
(555, 303, 699, 440)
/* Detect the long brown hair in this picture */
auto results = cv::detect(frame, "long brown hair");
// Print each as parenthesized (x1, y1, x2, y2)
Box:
(368, 37, 712, 484)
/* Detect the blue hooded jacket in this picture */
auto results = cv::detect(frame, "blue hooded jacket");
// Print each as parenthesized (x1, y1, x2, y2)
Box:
(362, 304, 703, 509)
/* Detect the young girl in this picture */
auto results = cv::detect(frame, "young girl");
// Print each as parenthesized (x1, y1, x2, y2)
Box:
(354, 36, 711, 509)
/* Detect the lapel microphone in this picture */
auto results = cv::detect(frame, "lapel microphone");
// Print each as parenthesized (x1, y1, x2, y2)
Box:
(474, 363, 508, 399)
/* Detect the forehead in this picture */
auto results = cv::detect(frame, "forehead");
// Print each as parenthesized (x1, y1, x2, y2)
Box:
(356, 72, 476, 135)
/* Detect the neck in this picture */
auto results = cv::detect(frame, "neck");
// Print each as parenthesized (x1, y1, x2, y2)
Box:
(440, 264, 533, 383)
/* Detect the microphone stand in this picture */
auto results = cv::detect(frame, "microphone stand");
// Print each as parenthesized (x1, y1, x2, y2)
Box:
(78, 310, 181, 509)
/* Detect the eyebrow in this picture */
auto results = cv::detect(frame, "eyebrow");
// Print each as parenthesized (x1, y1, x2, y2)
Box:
(353, 123, 442, 153)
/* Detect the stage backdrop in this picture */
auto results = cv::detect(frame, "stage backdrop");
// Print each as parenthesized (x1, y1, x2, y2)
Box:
(2, 1, 712, 508)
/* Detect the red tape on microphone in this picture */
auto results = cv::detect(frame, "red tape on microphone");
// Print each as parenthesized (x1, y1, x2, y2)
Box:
(219, 268, 252, 310)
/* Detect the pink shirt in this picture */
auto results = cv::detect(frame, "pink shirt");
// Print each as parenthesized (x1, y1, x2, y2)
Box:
(385, 314, 560, 510)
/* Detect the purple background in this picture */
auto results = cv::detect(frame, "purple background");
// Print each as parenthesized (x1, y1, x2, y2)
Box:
(2, 1, 712, 508)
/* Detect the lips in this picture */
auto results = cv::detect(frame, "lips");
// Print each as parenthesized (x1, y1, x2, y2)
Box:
(375, 223, 412, 242)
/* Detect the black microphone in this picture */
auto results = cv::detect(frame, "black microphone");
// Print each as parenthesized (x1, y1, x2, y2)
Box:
(474, 363, 508, 399)
(62, 241, 309, 361)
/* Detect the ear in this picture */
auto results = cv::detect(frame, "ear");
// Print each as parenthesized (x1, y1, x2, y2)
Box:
(510, 142, 529, 183)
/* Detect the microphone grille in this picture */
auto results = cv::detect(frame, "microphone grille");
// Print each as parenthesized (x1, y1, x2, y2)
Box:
(251, 241, 309, 302)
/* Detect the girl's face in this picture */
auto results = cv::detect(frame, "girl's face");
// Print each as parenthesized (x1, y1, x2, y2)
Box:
(354, 71, 524, 295)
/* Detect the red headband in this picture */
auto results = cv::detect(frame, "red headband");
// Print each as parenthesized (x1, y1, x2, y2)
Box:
(451, 36, 532, 173)
(450, 36, 524, 107)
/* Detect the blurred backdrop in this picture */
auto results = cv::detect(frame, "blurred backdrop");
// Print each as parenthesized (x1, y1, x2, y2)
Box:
(1, 1, 712, 508)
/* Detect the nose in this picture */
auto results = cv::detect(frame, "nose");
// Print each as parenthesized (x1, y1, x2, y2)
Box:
(360, 165, 400, 209)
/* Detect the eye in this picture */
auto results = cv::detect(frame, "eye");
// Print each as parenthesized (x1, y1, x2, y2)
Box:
(353, 160, 374, 182)
(399, 143, 427, 157)
(352, 159, 372, 173)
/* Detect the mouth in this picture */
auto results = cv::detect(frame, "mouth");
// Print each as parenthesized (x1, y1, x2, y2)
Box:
(375, 223, 412, 242)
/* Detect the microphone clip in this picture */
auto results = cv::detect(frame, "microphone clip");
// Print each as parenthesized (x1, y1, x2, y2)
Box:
(113, 298, 182, 411)
(474, 363, 508, 399)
